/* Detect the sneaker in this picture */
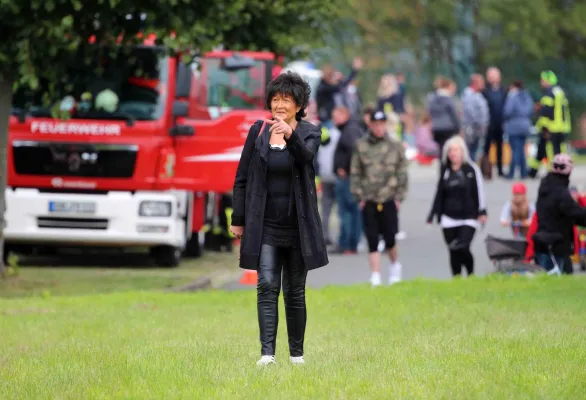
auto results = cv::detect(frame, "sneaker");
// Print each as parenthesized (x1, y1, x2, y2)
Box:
(290, 356, 305, 364)
(256, 355, 276, 366)
(389, 262, 402, 284)
(371, 272, 382, 287)
(395, 231, 407, 241)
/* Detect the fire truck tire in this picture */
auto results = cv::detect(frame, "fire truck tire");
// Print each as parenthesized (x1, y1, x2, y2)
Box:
(183, 234, 203, 258)
(152, 245, 181, 268)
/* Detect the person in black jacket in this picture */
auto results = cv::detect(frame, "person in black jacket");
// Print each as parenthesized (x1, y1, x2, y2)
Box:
(332, 105, 365, 253)
(230, 72, 328, 366)
(533, 153, 586, 273)
(316, 57, 363, 128)
(427, 135, 487, 277)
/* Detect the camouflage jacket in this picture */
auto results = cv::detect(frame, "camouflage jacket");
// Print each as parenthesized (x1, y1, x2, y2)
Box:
(350, 133, 409, 203)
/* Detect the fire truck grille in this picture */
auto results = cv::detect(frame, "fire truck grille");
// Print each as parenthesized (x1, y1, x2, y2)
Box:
(37, 217, 109, 230)
(12, 141, 138, 178)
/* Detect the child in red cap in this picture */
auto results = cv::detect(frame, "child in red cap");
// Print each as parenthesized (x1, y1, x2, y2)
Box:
(499, 182, 535, 239)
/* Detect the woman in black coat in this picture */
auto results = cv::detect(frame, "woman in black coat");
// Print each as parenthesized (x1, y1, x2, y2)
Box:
(230, 72, 329, 366)
(427, 135, 487, 277)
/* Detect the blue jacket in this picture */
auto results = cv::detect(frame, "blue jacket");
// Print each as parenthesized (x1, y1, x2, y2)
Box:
(503, 89, 534, 136)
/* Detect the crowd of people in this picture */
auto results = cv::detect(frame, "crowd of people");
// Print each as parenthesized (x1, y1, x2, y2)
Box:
(309, 58, 579, 284)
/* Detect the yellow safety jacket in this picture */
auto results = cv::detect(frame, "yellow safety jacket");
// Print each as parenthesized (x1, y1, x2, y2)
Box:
(536, 85, 571, 134)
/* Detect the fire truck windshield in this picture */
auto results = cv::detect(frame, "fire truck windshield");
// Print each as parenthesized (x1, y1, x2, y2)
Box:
(204, 57, 266, 110)
(12, 46, 167, 122)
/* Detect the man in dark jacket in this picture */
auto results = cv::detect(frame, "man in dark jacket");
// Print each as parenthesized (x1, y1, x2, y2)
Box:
(316, 57, 363, 128)
(482, 66, 507, 177)
(332, 106, 365, 254)
(533, 153, 586, 274)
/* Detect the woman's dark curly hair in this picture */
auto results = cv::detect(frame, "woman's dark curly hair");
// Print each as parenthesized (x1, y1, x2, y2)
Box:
(265, 71, 311, 121)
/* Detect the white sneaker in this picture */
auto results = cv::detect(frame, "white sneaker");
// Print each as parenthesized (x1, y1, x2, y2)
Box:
(395, 231, 407, 241)
(389, 262, 402, 284)
(290, 356, 305, 364)
(256, 355, 276, 366)
(371, 272, 382, 287)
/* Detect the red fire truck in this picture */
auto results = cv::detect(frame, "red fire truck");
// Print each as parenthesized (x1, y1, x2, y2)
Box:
(4, 43, 273, 266)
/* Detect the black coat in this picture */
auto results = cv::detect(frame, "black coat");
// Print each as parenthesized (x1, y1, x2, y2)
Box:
(232, 119, 329, 271)
(333, 118, 365, 175)
(534, 173, 586, 256)
(427, 162, 487, 223)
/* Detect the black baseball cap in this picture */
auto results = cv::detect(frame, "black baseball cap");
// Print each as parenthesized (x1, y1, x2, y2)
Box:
(370, 109, 387, 122)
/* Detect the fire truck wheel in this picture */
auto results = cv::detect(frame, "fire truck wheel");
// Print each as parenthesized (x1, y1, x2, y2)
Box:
(183, 234, 203, 258)
(151, 245, 181, 268)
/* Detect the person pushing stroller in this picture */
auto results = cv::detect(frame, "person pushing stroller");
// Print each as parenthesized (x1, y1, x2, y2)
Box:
(532, 154, 586, 274)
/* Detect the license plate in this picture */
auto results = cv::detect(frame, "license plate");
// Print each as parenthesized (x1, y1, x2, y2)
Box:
(48, 201, 96, 214)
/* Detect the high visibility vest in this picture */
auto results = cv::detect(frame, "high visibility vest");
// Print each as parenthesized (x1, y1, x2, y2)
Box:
(536, 86, 571, 134)
(320, 126, 330, 143)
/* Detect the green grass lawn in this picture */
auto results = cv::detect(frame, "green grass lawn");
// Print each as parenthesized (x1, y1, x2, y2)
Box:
(0, 251, 240, 298)
(1, 276, 585, 399)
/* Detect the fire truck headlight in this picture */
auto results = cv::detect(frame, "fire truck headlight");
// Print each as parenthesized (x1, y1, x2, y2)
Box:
(139, 201, 172, 217)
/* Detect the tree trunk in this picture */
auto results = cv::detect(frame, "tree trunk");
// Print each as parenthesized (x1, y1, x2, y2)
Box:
(0, 77, 13, 274)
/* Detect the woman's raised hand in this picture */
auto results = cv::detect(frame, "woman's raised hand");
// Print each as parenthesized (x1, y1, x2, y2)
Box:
(265, 116, 293, 139)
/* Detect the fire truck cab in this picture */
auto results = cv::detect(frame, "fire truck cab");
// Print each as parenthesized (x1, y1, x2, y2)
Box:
(4, 44, 273, 267)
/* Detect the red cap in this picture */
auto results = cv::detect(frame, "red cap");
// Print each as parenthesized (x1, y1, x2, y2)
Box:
(512, 182, 526, 195)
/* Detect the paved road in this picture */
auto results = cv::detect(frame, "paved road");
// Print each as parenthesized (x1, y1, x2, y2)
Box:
(226, 163, 586, 289)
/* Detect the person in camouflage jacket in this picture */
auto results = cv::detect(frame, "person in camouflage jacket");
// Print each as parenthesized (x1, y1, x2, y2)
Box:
(350, 110, 409, 286)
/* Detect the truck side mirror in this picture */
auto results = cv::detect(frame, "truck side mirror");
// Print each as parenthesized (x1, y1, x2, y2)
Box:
(170, 125, 195, 137)
(172, 100, 189, 118)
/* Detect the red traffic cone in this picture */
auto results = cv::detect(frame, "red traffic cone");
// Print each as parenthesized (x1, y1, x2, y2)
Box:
(239, 269, 258, 285)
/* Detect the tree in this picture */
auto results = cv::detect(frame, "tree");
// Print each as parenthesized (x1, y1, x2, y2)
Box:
(0, 0, 341, 272)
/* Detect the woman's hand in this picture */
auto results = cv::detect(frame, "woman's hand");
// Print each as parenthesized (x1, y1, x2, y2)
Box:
(266, 116, 293, 139)
(230, 225, 244, 239)
(478, 215, 487, 225)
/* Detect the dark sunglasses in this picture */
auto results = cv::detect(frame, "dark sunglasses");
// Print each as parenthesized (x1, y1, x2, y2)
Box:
(553, 162, 567, 170)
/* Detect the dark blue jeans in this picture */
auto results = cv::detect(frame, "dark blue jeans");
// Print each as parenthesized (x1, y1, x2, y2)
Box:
(535, 252, 565, 274)
(335, 177, 361, 251)
(508, 136, 528, 179)
(467, 138, 480, 163)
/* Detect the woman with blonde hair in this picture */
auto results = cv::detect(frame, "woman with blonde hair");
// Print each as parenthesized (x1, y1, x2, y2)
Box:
(376, 74, 402, 140)
(427, 135, 487, 277)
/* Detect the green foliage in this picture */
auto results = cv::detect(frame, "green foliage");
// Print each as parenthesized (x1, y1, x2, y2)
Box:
(0, 0, 340, 89)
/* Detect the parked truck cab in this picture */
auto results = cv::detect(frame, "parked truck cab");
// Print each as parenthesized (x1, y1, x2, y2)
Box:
(4, 43, 273, 267)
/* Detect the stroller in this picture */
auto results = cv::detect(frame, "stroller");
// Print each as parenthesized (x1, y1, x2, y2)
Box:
(485, 234, 547, 275)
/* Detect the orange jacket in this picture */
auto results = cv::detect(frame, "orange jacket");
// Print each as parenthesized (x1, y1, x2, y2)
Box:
(524, 197, 586, 261)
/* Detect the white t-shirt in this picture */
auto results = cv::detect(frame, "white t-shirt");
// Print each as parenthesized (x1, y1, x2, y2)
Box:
(499, 200, 535, 224)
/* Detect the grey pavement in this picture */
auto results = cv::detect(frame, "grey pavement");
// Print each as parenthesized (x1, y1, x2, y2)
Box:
(226, 163, 586, 290)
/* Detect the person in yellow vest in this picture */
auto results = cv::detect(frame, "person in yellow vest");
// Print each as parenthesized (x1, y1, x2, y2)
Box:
(527, 70, 571, 178)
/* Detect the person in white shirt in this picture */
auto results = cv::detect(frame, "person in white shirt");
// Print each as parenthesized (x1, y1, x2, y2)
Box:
(499, 182, 535, 239)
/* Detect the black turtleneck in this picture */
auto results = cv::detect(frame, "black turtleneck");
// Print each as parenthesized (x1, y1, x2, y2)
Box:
(262, 145, 300, 248)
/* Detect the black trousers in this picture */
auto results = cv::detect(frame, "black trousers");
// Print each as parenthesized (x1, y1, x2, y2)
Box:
(484, 127, 504, 175)
(257, 244, 308, 357)
(362, 200, 398, 253)
(442, 225, 476, 276)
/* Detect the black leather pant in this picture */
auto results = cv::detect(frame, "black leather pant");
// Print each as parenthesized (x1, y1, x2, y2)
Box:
(257, 244, 308, 357)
